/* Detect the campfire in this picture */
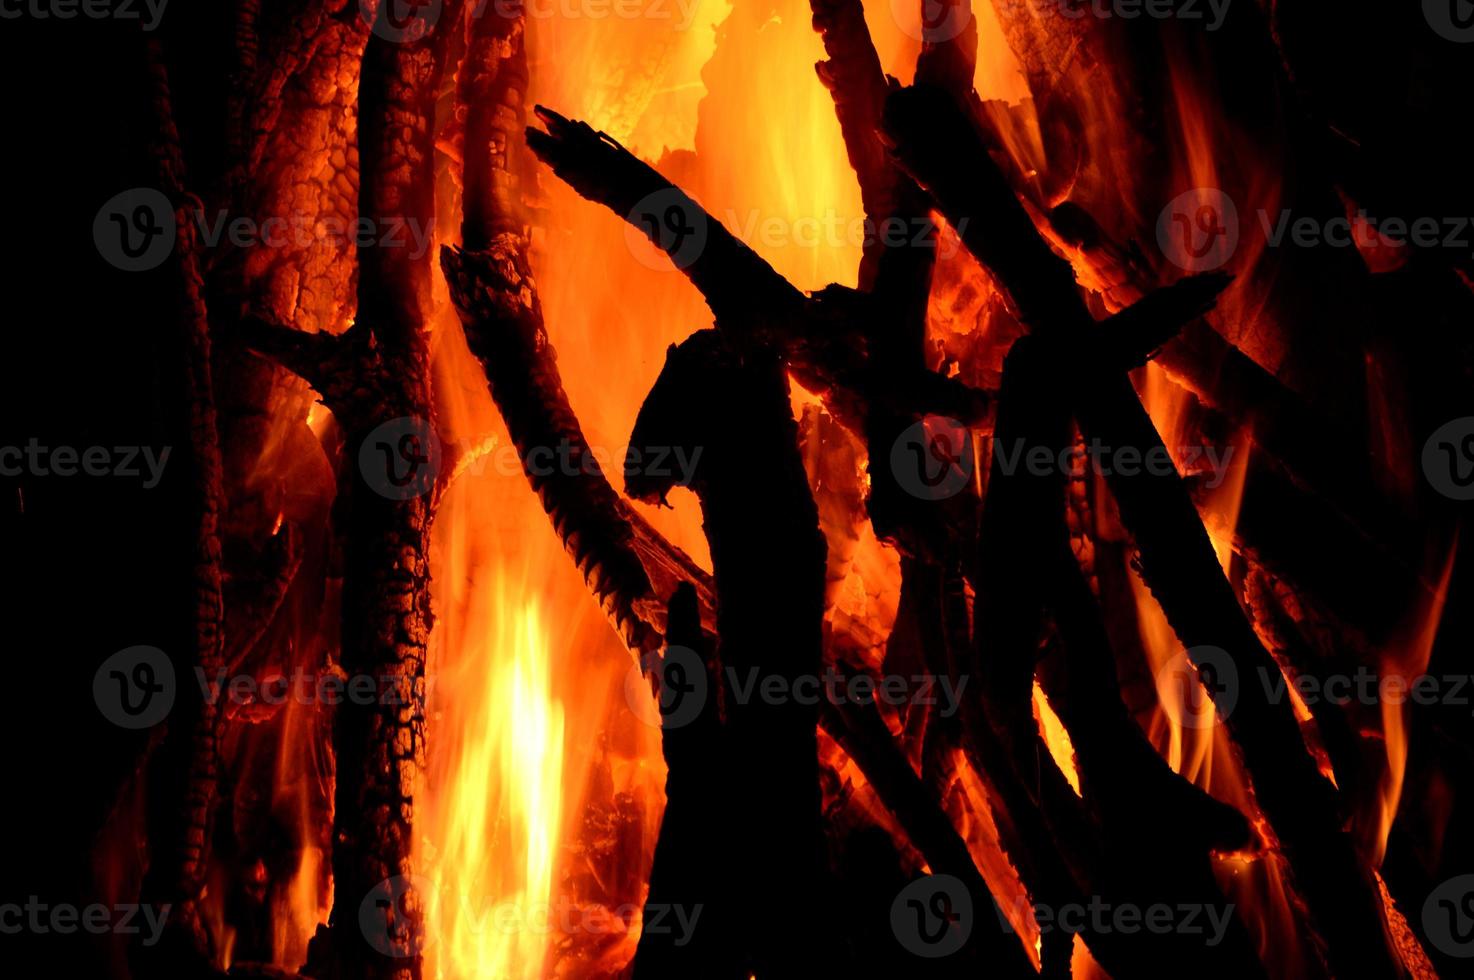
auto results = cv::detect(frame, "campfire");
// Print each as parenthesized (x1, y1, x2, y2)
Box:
(69, 1, 1474, 978)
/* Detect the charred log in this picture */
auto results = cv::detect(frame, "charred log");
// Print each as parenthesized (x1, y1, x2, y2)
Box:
(882, 81, 1408, 979)
(626, 329, 831, 977)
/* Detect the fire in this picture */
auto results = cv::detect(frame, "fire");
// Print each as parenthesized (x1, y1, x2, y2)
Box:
(1033, 680, 1080, 796)
(420, 592, 564, 979)
(90, 4, 1461, 979)
(1373, 534, 1458, 868)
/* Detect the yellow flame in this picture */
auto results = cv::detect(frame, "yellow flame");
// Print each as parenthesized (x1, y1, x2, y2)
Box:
(422, 595, 565, 980)
(1032, 680, 1080, 796)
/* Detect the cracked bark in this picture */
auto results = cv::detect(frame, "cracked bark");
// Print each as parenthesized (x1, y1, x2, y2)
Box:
(242, 5, 464, 977)
(133, 36, 229, 974)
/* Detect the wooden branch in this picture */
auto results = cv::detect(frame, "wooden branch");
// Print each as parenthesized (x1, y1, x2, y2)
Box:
(524, 106, 991, 432)
(308, 7, 466, 977)
(983, 337, 1266, 977)
(632, 583, 738, 977)
(224, 522, 305, 674)
(134, 35, 228, 972)
(881, 81, 1407, 979)
(819, 671, 1038, 976)
(441, 243, 663, 652)
(808, 0, 903, 291)
(627, 328, 832, 974)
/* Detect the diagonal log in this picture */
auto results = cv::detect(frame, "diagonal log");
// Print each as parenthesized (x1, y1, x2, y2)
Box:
(881, 81, 1407, 979)
(523, 106, 1230, 444)
(980, 336, 1266, 978)
(524, 106, 988, 432)
(445, 20, 1034, 972)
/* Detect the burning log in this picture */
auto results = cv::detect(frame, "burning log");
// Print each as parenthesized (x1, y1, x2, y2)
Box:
(625, 328, 831, 976)
(1049, 203, 1430, 645)
(881, 81, 1408, 978)
(442, 14, 1040, 972)
(132, 37, 229, 974)
(808, 0, 947, 546)
(818, 666, 1038, 977)
(630, 582, 739, 976)
(238, 5, 466, 977)
(523, 106, 990, 432)
(441, 0, 666, 657)
(979, 336, 1266, 978)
